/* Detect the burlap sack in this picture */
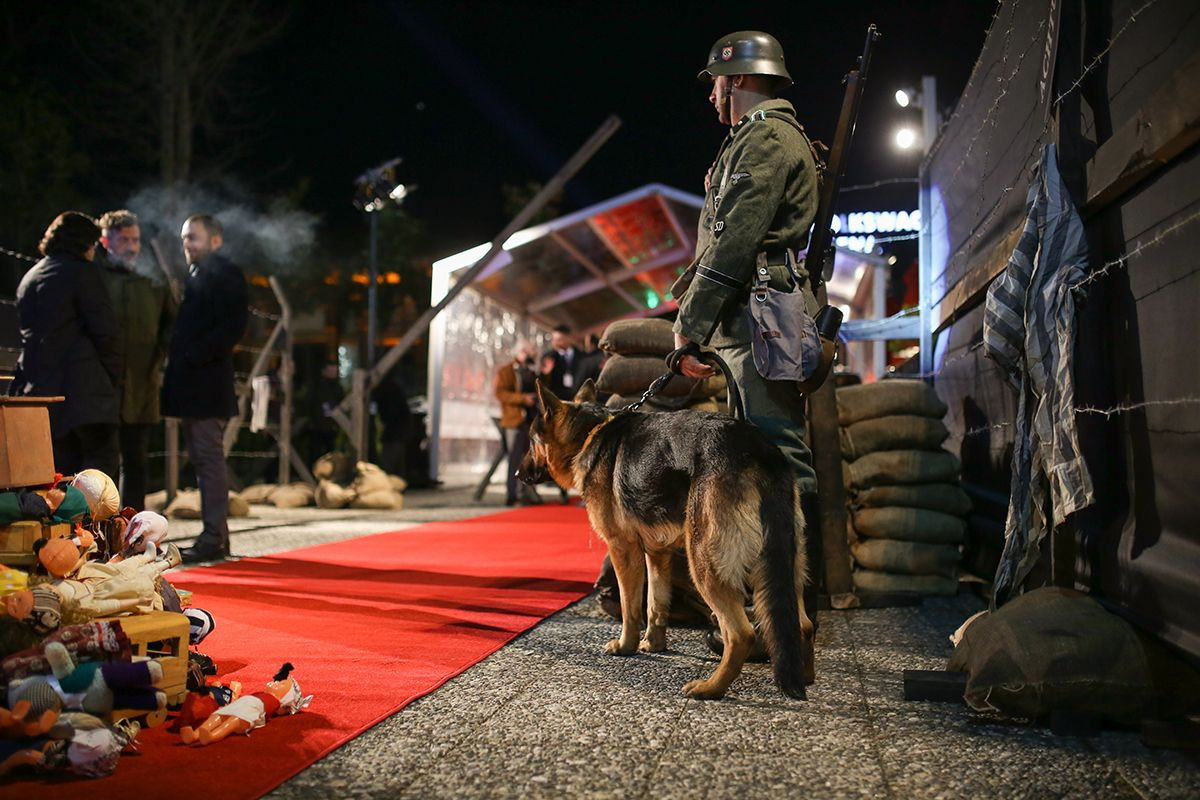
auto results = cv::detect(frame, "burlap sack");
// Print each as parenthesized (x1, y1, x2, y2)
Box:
(852, 506, 966, 544)
(351, 489, 404, 510)
(315, 480, 353, 509)
(352, 462, 392, 496)
(843, 450, 961, 489)
(312, 452, 355, 485)
(839, 415, 950, 461)
(850, 539, 960, 577)
(144, 490, 168, 513)
(241, 483, 278, 504)
(268, 482, 315, 508)
(388, 475, 408, 493)
(599, 318, 676, 356)
(836, 379, 948, 426)
(598, 354, 725, 399)
(165, 490, 249, 519)
(948, 587, 1200, 722)
(850, 483, 972, 516)
(852, 569, 958, 596)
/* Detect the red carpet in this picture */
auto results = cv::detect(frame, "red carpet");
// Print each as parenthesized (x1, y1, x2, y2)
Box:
(27, 504, 603, 799)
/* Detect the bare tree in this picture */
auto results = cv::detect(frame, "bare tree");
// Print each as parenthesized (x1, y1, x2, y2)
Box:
(82, 0, 286, 183)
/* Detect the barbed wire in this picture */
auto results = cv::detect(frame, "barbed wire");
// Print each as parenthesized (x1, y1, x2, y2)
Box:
(839, 178, 919, 193)
(248, 306, 281, 322)
(1068, 206, 1200, 291)
(923, 0, 1161, 296)
(0, 245, 37, 264)
(870, 232, 920, 245)
(956, 396, 1200, 440)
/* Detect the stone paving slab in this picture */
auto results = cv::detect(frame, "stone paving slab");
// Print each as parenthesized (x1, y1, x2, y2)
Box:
(154, 486, 1200, 799)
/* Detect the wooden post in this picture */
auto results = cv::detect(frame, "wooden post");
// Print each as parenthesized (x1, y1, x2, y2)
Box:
(165, 417, 179, 504)
(351, 369, 368, 462)
(270, 276, 294, 484)
(808, 377, 858, 609)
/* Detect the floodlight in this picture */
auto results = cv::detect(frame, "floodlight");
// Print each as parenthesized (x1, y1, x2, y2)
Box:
(895, 89, 911, 108)
(894, 127, 917, 150)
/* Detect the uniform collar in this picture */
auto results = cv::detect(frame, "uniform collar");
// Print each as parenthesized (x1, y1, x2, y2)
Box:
(731, 98, 796, 135)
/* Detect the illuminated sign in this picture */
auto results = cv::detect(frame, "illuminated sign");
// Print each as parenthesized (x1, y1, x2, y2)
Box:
(828, 209, 920, 254)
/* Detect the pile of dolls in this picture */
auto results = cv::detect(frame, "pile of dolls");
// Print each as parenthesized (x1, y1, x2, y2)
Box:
(0, 470, 313, 781)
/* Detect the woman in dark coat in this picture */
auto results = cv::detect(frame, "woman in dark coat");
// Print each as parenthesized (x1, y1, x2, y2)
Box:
(9, 212, 121, 476)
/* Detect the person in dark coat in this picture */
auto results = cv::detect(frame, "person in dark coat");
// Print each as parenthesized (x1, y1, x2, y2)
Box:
(97, 209, 176, 511)
(162, 214, 248, 563)
(9, 212, 121, 477)
(540, 324, 583, 401)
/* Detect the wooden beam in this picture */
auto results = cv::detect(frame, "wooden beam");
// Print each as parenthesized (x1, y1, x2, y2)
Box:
(1084, 49, 1200, 215)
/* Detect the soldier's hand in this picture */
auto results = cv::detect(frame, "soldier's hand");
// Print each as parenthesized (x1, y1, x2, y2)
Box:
(704, 166, 714, 193)
(673, 333, 716, 379)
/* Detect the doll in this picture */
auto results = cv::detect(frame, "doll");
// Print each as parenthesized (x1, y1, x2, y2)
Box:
(180, 662, 311, 745)
(5, 641, 166, 716)
(110, 510, 169, 563)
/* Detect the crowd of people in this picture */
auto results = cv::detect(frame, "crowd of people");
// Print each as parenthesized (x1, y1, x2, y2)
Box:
(492, 325, 603, 506)
(7, 210, 246, 564)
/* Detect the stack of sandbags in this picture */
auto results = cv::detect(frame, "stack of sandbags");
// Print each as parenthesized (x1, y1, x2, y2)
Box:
(597, 318, 726, 412)
(837, 379, 971, 596)
(160, 489, 251, 519)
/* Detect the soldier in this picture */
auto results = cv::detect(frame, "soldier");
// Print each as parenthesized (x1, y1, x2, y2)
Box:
(96, 210, 176, 511)
(670, 31, 824, 652)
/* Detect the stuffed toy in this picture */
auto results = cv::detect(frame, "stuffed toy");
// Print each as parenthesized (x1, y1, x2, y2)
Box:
(0, 693, 63, 739)
(13, 640, 167, 716)
(1, 712, 140, 779)
(44, 481, 90, 525)
(110, 510, 169, 562)
(180, 662, 311, 745)
(3, 586, 62, 634)
(47, 549, 177, 618)
(168, 681, 242, 734)
(0, 489, 51, 525)
(69, 470, 121, 522)
(0, 566, 29, 601)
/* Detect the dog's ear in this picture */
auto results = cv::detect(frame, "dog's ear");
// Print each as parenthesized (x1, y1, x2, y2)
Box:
(573, 379, 597, 404)
(535, 378, 562, 418)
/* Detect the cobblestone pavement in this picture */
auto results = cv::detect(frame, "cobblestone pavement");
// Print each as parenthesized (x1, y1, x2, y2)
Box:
(167, 483, 1200, 799)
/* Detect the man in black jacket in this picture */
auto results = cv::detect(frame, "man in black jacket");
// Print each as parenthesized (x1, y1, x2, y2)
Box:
(162, 214, 248, 563)
(9, 212, 121, 477)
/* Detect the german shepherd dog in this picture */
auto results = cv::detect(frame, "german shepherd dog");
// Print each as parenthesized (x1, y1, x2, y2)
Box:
(520, 379, 813, 700)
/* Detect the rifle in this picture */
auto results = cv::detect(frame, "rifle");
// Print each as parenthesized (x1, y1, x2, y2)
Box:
(796, 23, 881, 394)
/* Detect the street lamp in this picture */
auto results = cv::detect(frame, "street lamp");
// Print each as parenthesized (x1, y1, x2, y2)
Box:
(353, 157, 415, 367)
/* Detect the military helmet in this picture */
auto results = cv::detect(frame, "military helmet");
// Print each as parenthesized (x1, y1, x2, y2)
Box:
(698, 30, 792, 87)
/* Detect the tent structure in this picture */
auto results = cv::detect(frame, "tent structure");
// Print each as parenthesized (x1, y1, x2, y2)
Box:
(427, 183, 891, 482)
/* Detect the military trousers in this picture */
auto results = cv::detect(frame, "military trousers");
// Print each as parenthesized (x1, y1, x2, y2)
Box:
(715, 341, 818, 494)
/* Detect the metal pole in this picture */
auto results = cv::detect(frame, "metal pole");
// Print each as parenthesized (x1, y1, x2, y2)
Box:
(329, 114, 623, 436)
(367, 211, 379, 368)
(873, 262, 887, 380)
(918, 74, 937, 381)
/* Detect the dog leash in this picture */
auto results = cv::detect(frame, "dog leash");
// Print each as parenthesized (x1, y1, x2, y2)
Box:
(618, 343, 746, 422)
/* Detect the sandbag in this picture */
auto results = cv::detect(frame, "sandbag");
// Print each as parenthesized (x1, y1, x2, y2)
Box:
(839, 415, 949, 461)
(850, 539, 960, 577)
(241, 483, 278, 504)
(843, 450, 960, 489)
(164, 490, 249, 519)
(850, 483, 972, 516)
(852, 569, 958, 596)
(836, 379, 948, 426)
(315, 480, 353, 509)
(597, 354, 725, 399)
(388, 475, 408, 493)
(598, 318, 675, 356)
(947, 587, 1200, 723)
(352, 462, 392, 496)
(144, 490, 168, 513)
(312, 452, 355, 485)
(268, 482, 314, 509)
(351, 489, 404, 510)
(852, 506, 966, 543)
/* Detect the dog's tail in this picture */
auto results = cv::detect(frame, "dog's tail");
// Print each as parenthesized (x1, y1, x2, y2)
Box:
(753, 483, 808, 700)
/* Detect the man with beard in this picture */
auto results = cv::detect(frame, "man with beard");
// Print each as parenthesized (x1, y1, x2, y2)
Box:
(162, 215, 248, 563)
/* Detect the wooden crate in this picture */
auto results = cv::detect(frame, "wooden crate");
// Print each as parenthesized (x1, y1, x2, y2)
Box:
(0, 396, 61, 490)
(0, 520, 70, 567)
(101, 611, 191, 727)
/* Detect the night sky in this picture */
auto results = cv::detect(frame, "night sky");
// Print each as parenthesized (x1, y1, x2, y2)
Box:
(10, 1, 997, 258)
